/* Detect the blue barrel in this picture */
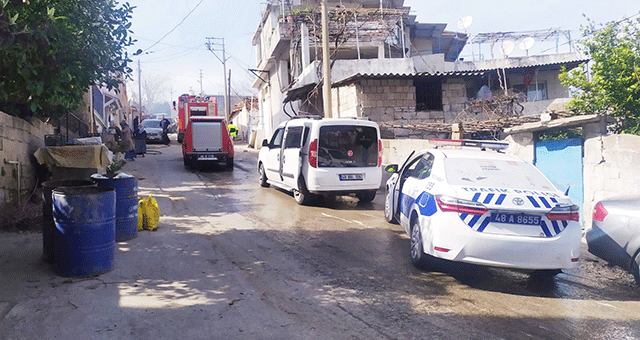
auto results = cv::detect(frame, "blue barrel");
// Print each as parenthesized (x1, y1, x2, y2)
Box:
(52, 186, 116, 277)
(42, 179, 96, 263)
(92, 174, 138, 242)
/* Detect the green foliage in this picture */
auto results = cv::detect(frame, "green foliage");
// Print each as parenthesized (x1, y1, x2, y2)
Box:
(559, 16, 640, 134)
(538, 128, 584, 142)
(0, 0, 135, 119)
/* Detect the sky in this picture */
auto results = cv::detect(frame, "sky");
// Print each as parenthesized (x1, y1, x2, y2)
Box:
(124, 0, 640, 108)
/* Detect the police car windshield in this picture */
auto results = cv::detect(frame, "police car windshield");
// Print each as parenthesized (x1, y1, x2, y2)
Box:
(444, 158, 556, 191)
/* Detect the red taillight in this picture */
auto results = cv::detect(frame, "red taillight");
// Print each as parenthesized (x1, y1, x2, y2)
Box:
(592, 202, 608, 222)
(434, 246, 450, 253)
(546, 212, 580, 222)
(435, 196, 488, 215)
(309, 139, 318, 168)
(378, 140, 383, 167)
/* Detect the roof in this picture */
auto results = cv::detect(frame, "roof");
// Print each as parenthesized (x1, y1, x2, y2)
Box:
(332, 70, 485, 86)
(503, 114, 605, 134)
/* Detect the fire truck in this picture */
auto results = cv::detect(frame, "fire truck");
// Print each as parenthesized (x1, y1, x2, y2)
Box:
(174, 94, 218, 143)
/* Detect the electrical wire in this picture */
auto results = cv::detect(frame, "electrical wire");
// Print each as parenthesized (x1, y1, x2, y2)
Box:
(141, 0, 205, 53)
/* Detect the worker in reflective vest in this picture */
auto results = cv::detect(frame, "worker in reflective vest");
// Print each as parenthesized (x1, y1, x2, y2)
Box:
(228, 121, 238, 139)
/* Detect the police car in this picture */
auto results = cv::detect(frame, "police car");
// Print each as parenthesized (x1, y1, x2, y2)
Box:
(384, 139, 581, 275)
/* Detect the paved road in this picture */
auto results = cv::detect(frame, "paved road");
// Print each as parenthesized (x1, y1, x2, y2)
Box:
(1, 141, 639, 339)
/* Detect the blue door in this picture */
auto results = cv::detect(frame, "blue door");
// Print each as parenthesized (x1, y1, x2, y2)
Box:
(535, 138, 584, 225)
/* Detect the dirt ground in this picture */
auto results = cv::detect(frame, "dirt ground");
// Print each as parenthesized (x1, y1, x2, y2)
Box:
(0, 193, 43, 233)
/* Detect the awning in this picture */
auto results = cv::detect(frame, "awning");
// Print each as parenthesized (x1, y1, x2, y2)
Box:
(283, 83, 317, 103)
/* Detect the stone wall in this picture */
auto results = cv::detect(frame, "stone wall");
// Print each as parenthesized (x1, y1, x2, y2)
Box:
(441, 78, 467, 122)
(352, 78, 415, 138)
(0, 111, 54, 207)
(332, 84, 359, 118)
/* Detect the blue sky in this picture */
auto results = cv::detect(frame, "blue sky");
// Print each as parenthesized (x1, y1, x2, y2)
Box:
(124, 0, 640, 104)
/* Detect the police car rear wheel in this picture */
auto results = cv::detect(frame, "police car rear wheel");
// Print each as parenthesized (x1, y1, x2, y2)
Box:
(259, 163, 269, 187)
(632, 251, 640, 286)
(410, 218, 428, 269)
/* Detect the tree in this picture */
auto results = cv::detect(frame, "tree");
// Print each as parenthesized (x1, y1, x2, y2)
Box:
(0, 0, 135, 119)
(559, 16, 640, 134)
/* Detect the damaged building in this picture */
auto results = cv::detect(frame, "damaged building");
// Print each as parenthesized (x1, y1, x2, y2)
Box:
(251, 0, 586, 140)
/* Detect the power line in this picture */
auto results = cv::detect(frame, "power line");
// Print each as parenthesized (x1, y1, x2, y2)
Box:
(139, 0, 205, 53)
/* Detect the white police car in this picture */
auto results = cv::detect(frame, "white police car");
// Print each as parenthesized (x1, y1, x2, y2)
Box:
(384, 140, 581, 275)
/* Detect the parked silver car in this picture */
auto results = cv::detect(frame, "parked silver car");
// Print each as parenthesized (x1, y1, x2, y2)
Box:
(586, 197, 640, 285)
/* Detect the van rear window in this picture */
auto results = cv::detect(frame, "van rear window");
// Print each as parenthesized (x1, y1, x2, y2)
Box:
(318, 126, 378, 167)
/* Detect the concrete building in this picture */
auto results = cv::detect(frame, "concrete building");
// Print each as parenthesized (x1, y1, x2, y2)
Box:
(251, 0, 586, 139)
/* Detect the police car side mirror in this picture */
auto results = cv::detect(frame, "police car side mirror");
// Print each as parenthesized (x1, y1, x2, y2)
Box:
(262, 139, 269, 147)
(385, 164, 398, 173)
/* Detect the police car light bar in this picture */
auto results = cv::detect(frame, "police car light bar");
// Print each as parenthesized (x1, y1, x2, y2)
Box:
(429, 139, 509, 151)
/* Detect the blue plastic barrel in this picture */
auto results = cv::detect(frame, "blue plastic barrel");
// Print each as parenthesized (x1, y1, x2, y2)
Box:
(52, 186, 116, 277)
(92, 174, 139, 242)
(42, 179, 96, 263)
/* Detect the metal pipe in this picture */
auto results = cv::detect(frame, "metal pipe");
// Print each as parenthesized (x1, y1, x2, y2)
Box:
(6, 160, 20, 206)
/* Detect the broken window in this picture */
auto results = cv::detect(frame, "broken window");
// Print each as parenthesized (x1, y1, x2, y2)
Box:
(414, 78, 443, 111)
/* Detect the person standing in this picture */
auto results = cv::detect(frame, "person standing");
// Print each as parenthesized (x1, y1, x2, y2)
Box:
(120, 121, 135, 161)
(160, 115, 171, 145)
(228, 121, 238, 139)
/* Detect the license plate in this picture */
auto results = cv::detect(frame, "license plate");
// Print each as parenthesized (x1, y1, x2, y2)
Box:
(198, 155, 217, 160)
(491, 213, 541, 226)
(339, 174, 363, 181)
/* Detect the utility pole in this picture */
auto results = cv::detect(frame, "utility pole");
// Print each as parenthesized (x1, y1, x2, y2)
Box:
(198, 69, 204, 97)
(228, 69, 232, 121)
(321, 0, 332, 118)
(206, 37, 230, 122)
(138, 59, 143, 119)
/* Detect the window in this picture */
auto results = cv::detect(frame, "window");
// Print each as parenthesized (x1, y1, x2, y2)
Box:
(513, 82, 547, 101)
(284, 127, 303, 149)
(411, 154, 435, 179)
(269, 128, 284, 148)
(318, 125, 378, 167)
(414, 78, 443, 111)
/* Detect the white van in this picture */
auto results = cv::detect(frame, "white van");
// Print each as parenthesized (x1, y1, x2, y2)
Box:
(258, 117, 382, 205)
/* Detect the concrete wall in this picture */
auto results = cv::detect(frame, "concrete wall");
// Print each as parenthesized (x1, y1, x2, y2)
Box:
(583, 133, 640, 229)
(332, 84, 359, 118)
(0, 111, 54, 207)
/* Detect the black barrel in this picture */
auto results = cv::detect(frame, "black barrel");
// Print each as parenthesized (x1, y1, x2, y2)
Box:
(52, 186, 116, 277)
(42, 179, 96, 263)
(92, 174, 139, 242)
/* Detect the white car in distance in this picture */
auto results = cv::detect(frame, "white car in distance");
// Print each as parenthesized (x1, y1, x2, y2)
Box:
(384, 139, 581, 276)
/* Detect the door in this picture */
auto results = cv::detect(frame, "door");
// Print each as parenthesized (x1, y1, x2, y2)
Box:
(281, 126, 304, 189)
(264, 128, 284, 182)
(535, 138, 584, 225)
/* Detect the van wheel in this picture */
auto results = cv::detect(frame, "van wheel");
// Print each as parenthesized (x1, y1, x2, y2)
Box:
(356, 190, 376, 203)
(258, 163, 269, 187)
(226, 158, 234, 170)
(293, 179, 313, 205)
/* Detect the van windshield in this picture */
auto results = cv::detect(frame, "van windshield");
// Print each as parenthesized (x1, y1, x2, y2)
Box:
(318, 125, 378, 167)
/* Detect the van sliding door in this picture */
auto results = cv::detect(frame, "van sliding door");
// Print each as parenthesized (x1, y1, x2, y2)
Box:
(281, 126, 304, 189)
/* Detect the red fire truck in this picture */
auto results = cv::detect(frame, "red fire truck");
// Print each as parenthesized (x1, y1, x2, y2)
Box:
(174, 94, 218, 143)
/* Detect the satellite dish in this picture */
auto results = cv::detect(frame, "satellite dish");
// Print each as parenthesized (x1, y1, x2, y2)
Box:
(519, 37, 535, 55)
(457, 16, 473, 30)
(501, 40, 515, 57)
